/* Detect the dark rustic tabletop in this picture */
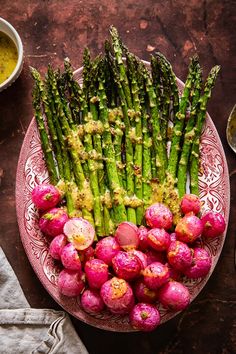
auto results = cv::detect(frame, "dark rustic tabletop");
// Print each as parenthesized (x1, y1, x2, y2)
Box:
(1, 1, 236, 353)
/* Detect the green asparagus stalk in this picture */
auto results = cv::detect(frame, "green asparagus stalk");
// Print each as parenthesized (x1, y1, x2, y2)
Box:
(97, 61, 127, 225)
(47, 66, 94, 225)
(141, 63, 167, 183)
(81, 49, 105, 236)
(190, 65, 220, 195)
(107, 54, 137, 224)
(88, 61, 115, 235)
(64, 58, 82, 124)
(31, 67, 77, 215)
(136, 63, 152, 206)
(109, 26, 132, 107)
(177, 62, 202, 197)
(126, 52, 144, 224)
(156, 52, 179, 120)
(31, 75, 58, 185)
(167, 56, 199, 180)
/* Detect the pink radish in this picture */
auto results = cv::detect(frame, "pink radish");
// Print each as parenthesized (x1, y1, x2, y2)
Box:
(180, 194, 201, 215)
(95, 236, 120, 265)
(61, 243, 82, 272)
(39, 208, 69, 237)
(184, 248, 212, 279)
(100, 277, 135, 314)
(32, 183, 61, 210)
(167, 241, 193, 272)
(79, 246, 95, 265)
(137, 226, 149, 251)
(49, 234, 67, 260)
(145, 249, 166, 265)
(112, 251, 142, 281)
(147, 228, 171, 252)
(85, 259, 109, 289)
(175, 214, 203, 243)
(158, 281, 190, 311)
(145, 203, 173, 230)
(143, 262, 170, 290)
(80, 289, 105, 314)
(58, 269, 85, 297)
(115, 222, 139, 250)
(133, 279, 159, 303)
(129, 303, 160, 332)
(63, 217, 95, 250)
(201, 211, 226, 238)
(128, 250, 148, 270)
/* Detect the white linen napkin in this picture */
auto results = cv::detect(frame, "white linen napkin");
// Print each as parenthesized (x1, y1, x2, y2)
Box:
(0, 247, 89, 354)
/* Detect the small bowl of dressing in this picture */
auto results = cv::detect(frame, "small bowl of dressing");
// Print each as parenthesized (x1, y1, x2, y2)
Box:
(0, 17, 23, 92)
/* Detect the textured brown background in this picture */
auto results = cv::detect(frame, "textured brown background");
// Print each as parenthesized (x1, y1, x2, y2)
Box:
(0, 1, 236, 353)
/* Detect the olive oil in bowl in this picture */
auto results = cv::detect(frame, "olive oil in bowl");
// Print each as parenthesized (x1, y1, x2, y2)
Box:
(0, 31, 18, 84)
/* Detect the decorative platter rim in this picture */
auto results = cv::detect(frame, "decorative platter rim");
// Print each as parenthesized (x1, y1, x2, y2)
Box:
(15, 63, 230, 332)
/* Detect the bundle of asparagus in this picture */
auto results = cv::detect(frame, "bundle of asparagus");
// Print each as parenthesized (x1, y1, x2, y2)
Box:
(31, 26, 220, 237)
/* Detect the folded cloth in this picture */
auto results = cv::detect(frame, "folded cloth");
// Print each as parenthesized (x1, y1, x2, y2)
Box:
(0, 248, 89, 354)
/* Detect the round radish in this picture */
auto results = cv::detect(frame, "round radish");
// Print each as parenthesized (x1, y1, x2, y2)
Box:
(115, 222, 139, 250)
(201, 211, 226, 238)
(58, 269, 85, 297)
(79, 246, 95, 265)
(39, 208, 69, 237)
(61, 243, 82, 272)
(180, 194, 201, 215)
(167, 241, 193, 272)
(95, 236, 120, 265)
(145, 203, 173, 230)
(112, 251, 142, 281)
(147, 228, 171, 252)
(129, 303, 160, 332)
(32, 184, 61, 210)
(175, 214, 203, 243)
(128, 250, 148, 270)
(63, 217, 95, 250)
(143, 262, 170, 290)
(85, 259, 109, 289)
(137, 226, 149, 251)
(49, 234, 67, 260)
(145, 249, 166, 265)
(80, 289, 105, 314)
(184, 248, 212, 279)
(133, 279, 159, 303)
(158, 281, 190, 311)
(100, 277, 135, 314)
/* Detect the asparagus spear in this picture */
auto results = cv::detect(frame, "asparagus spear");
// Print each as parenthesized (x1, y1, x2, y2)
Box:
(31, 74, 58, 185)
(167, 56, 199, 180)
(177, 62, 202, 197)
(136, 62, 152, 206)
(141, 63, 167, 183)
(47, 66, 94, 225)
(155, 52, 179, 119)
(190, 65, 220, 195)
(109, 26, 132, 107)
(88, 59, 115, 235)
(80, 49, 105, 236)
(64, 58, 82, 124)
(97, 60, 127, 225)
(107, 54, 137, 223)
(151, 55, 170, 143)
(126, 52, 144, 224)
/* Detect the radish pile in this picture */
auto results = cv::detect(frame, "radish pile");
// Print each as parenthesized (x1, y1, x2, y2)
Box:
(32, 183, 226, 332)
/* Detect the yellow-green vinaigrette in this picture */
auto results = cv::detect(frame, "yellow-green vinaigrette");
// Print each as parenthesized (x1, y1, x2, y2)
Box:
(0, 31, 18, 84)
